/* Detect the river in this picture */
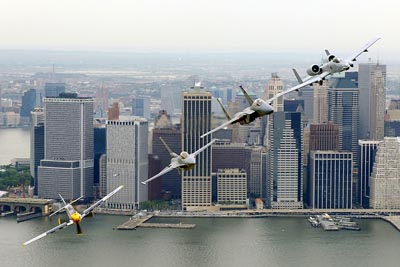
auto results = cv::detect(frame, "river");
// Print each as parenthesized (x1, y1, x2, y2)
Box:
(0, 127, 30, 165)
(1, 215, 400, 267)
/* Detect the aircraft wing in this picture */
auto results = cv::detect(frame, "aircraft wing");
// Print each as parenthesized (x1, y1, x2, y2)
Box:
(346, 37, 380, 62)
(200, 110, 251, 138)
(191, 138, 217, 157)
(267, 72, 330, 104)
(81, 185, 124, 218)
(141, 165, 176, 185)
(23, 220, 74, 246)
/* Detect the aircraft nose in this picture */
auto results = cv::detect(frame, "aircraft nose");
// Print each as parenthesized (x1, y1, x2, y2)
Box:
(187, 157, 196, 165)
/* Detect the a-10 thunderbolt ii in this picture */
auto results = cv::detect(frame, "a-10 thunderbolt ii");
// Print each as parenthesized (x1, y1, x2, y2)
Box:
(23, 185, 124, 246)
(200, 38, 381, 139)
(141, 137, 217, 185)
(200, 85, 296, 138)
(291, 37, 381, 87)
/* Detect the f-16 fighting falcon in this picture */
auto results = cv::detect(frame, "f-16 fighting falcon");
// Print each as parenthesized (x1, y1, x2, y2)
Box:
(141, 137, 217, 185)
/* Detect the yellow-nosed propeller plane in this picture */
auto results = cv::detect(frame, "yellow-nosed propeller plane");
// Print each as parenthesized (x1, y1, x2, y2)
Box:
(23, 185, 124, 246)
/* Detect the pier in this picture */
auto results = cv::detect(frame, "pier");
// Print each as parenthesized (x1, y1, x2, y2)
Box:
(116, 215, 153, 230)
(116, 215, 196, 230)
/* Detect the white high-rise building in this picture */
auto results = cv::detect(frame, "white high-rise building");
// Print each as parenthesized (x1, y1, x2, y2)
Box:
(370, 137, 400, 209)
(359, 63, 386, 140)
(264, 73, 284, 112)
(106, 118, 148, 209)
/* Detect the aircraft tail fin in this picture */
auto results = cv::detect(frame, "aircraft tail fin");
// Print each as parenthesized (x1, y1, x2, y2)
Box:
(292, 69, 303, 84)
(239, 85, 254, 106)
(325, 49, 331, 56)
(216, 98, 231, 120)
(160, 137, 176, 157)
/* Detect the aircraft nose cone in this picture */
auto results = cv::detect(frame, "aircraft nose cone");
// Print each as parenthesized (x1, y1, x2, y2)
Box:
(187, 157, 196, 165)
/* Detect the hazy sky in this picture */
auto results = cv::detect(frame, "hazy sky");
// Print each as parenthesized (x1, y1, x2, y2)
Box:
(0, 0, 398, 59)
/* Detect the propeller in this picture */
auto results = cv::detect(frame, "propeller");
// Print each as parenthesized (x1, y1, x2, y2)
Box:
(76, 222, 83, 235)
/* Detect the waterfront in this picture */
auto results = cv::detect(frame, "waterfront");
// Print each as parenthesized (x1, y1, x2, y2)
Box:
(0, 127, 30, 165)
(1, 215, 400, 267)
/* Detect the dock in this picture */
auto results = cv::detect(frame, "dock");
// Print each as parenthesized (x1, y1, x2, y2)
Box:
(139, 223, 195, 229)
(116, 214, 196, 230)
(116, 215, 153, 230)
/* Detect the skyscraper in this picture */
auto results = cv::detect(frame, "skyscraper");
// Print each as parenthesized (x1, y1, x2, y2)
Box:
(95, 86, 109, 117)
(264, 73, 284, 112)
(328, 74, 359, 162)
(152, 125, 181, 198)
(132, 97, 150, 119)
(359, 63, 386, 140)
(108, 102, 120, 120)
(30, 108, 44, 195)
(313, 81, 328, 124)
(309, 151, 353, 209)
(21, 89, 40, 118)
(358, 140, 380, 208)
(268, 112, 303, 209)
(181, 83, 212, 210)
(106, 118, 148, 209)
(370, 137, 400, 209)
(44, 82, 65, 98)
(309, 123, 340, 151)
(38, 95, 94, 201)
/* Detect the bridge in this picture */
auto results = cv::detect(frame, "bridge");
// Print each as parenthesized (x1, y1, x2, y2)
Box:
(0, 198, 53, 216)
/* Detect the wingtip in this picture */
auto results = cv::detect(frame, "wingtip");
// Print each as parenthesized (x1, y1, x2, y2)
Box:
(141, 182, 146, 185)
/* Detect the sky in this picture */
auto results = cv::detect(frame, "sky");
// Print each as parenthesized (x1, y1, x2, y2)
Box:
(0, 0, 398, 60)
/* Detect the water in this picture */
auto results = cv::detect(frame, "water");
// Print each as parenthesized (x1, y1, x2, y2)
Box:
(1, 215, 399, 267)
(0, 128, 30, 165)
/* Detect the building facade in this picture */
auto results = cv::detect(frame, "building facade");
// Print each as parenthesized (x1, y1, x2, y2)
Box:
(38, 96, 94, 201)
(309, 151, 353, 209)
(268, 112, 303, 209)
(370, 137, 400, 209)
(217, 168, 247, 205)
(358, 140, 380, 208)
(181, 83, 213, 209)
(106, 118, 148, 209)
(359, 63, 386, 140)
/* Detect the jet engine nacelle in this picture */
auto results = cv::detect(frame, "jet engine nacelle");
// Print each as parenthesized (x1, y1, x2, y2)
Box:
(306, 64, 322, 76)
(328, 55, 335, 62)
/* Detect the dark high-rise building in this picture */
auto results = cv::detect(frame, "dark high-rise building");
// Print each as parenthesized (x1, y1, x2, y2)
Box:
(44, 83, 65, 98)
(309, 151, 353, 209)
(284, 99, 304, 113)
(132, 97, 150, 119)
(30, 108, 44, 195)
(358, 140, 380, 208)
(152, 126, 181, 198)
(38, 95, 94, 201)
(21, 89, 40, 118)
(181, 83, 212, 209)
(268, 112, 303, 209)
(309, 123, 340, 151)
(94, 123, 106, 185)
(147, 154, 163, 200)
(328, 73, 359, 164)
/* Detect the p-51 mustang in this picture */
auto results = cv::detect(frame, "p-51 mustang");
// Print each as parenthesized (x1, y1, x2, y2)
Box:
(141, 137, 217, 185)
(23, 185, 124, 246)
(292, 37, 380, 87)
(201, 85, 295, 138)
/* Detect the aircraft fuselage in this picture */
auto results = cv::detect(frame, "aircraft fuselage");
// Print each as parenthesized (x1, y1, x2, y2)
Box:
(238, 98, 274, 125)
